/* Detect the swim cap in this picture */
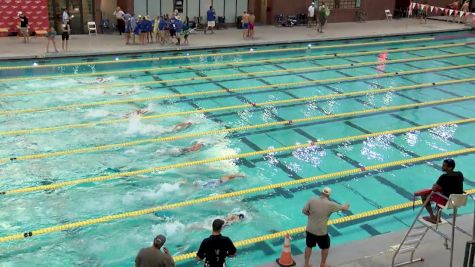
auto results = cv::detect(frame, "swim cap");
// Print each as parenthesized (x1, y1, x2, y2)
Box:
(238, 213, 245, 219)
(322, 187, 331, 195)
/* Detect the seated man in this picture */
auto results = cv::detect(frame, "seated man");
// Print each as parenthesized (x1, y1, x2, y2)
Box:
(419, 159, 464, 223)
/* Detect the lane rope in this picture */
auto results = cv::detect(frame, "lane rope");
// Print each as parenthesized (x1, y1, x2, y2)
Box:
(1, 58, 474, 99)
(0, 42, 467, 83)
(2, 121, 473, 195)
(1, 92, 474, 137)
(0, 37, 437, 71)
(0, 148, 473, 243)
(2, 113, 473, 164)
(2, 51, 474, 116)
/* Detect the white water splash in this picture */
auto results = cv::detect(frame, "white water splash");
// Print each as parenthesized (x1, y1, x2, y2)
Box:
(293, 143, 327, 167)
(404, 130, 420, 147)
(361, 134, 395, 161)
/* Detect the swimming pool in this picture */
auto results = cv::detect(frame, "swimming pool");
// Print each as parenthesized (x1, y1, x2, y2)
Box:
(0, 30, 474, 267)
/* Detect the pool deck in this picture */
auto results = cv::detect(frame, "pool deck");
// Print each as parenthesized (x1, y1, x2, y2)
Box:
(259, 214, 473, 267)
(0, 18, 471, 60)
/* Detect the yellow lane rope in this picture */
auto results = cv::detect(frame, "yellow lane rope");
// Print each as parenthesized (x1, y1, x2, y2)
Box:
(2, 52, 474, 116)
(2, 122, 474, 195)
(0, 42, 467, 83)
(0, 148, 473, 243)
(0, 37, 437, 71)
(3, 110, 473, 165)
(1, 90, 474, 137)
(2, 57, 474, 99)
(173, 186, 475, 263)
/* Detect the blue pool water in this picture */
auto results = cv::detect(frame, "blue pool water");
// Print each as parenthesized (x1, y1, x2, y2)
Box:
(0, 30, 474, 267)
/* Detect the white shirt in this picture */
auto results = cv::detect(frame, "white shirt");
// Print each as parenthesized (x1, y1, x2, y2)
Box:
(62, 11, 69, 22)
(308, 5, 315, 17)
(113, 10, 125, 19)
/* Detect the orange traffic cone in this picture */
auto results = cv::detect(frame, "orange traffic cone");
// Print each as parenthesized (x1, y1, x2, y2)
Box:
(276, 233, 296, 267)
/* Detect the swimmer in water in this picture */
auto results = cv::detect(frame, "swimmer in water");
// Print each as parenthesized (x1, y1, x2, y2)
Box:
(123, 108, 150, 118)
(77, 77, 111, 84)
(172, 122, 193, 132)
(201, 173, 246, 188)
(224, 213, 245, 226)
(179, 142, 205, 154)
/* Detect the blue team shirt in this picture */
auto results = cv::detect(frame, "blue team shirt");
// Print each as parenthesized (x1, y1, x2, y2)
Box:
(207, 9, 215, 21)
(159, 19, 167, 30)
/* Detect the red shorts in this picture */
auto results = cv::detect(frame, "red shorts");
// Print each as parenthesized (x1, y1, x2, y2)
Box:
(414, 189, 448, 206)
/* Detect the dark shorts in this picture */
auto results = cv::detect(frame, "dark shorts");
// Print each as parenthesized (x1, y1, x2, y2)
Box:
(242, 23, 249, 29)
(306, 232, 330, 249)
(170, 29, 176, 37)
(61, 32, 69, 40)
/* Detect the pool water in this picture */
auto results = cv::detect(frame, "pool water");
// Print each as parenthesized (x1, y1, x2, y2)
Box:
(0, 31, 475, 267)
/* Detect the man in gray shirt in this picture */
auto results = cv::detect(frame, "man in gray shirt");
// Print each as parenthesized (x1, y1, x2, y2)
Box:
(302, 187, 349, 267)
(135, 234, 175, 267)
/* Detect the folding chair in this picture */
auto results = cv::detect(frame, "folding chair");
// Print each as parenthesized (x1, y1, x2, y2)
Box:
(87, 21, 97, 35)
(385, 9, 393, 21)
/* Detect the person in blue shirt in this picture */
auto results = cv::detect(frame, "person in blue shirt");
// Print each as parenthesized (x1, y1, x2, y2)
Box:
(174, 18, 184, 45)
(205, 6, 216, 34)
(158, 16, 167, 44)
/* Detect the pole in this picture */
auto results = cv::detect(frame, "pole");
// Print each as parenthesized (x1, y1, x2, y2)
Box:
(450, 208, 457, 267)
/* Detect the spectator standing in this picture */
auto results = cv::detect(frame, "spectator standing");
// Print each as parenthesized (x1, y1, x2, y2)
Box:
(46, 26, 59, 53)
(308, 3, 315, 27)
(302, 187, 349, 267)
(18, 12, 29, 43)
(61, 21, 70, 51)
(317, 2, 329, 33)
(249, 12, 255, 39)
(241, 11, 250, 39)
(461, 1, 470, 24)
(196, 219, 237, 267)
(205, 6, 216, 34)
(135, 234, 175, 267)
(113, 6, 125, 35)
(62, 8, 70, 24)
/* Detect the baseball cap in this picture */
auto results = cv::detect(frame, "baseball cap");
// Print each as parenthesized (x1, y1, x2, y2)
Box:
(322, 187, 331, 195)
(153, 234, 166, 247)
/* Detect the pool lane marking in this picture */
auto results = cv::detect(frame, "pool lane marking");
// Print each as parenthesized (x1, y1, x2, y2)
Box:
(2, 119, 474, 195)
(1, 81, 474, 137)
(1, 99, 472, 164)
(2, 52, 475, 116)
(172, 187, 475, 263)
(0, 42, 468, 82)
(2, 54, 475, 99)
(0, 149, 473, 244)
(0, 37, 438, 71)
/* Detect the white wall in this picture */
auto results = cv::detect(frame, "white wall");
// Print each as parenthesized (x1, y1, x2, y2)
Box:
(186, 0, 200, 20)
(133, 0, 247, 22)
(134, 0, 147, 15)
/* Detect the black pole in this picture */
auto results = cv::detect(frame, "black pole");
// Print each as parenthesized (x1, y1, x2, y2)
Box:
(146, 0, 149, 15)
(160, 0, 162, 15)
(199, 0, 201, 18)
(186, 0, 188, 18)
(235, 0, 238, 19)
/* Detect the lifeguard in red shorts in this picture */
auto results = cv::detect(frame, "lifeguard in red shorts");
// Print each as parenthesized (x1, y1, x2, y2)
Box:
(416, 159, 464, 224)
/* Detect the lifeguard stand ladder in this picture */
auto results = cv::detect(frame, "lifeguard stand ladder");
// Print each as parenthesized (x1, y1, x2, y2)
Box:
(391, 192, 474, 267)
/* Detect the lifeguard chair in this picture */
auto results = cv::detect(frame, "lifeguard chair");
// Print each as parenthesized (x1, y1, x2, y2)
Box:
(392, 192, 473, 267)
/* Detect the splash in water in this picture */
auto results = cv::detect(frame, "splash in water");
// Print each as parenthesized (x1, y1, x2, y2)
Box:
(361, 134, 395, 161)
(125, 115, 167, 136)
(404, 130, 420, 147)
(293, 143, 326, 167)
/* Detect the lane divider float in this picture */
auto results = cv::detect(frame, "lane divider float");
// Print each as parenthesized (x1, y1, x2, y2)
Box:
(0, 148, 473, 243)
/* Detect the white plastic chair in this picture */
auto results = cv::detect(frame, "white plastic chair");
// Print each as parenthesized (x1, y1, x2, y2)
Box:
(87, 21, 97, 35)
(438, 194, 468, 210)
(385, 9, 393, 21)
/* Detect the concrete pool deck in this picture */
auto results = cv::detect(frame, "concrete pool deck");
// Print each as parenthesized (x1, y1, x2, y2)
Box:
(0, 18, 471, 60)
(259, 214, 473, 267)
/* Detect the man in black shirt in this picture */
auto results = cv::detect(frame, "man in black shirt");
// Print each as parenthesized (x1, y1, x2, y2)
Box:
(422, 159, 464, 223)
(18, 12, 29, 43)
(196, 219, 237, 267)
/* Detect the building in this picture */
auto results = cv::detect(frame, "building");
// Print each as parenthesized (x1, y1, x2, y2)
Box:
(0, 0, 471, 35)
